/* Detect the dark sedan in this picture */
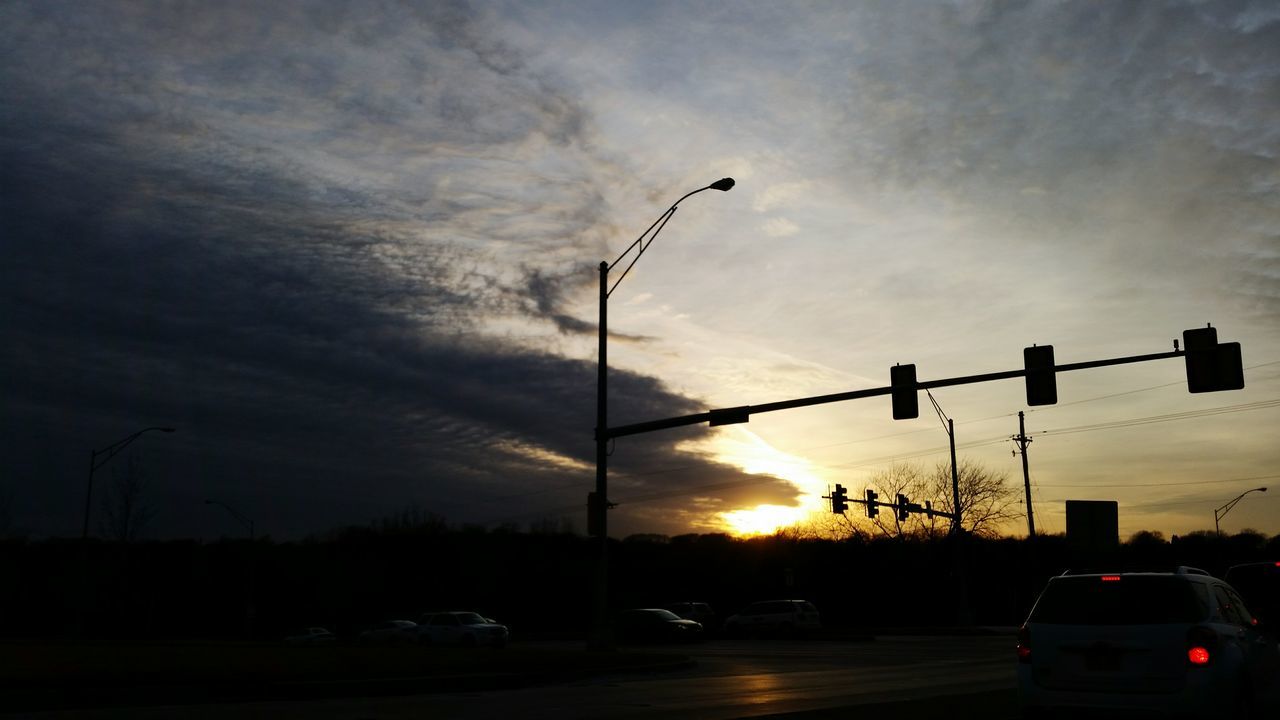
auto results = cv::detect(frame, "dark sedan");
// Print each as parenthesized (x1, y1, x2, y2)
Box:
(616, 608, 705, 644)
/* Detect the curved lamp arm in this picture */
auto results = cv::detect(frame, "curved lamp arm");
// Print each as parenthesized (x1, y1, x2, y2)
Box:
(91, 427, 176, 471)
(607, 178, 734, 296)
(1214, 487, 1266, 532)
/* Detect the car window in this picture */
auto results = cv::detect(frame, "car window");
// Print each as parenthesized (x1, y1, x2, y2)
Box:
(800, 603, 817, 613)
(1030, 576, 1206, 625)
(1214, 586, 1249, 626)
(1213, 584, 1244, 622)
(457, 612, 486, 625)
(1225, 588, 1253, 623)
(430, 615, 458, 626)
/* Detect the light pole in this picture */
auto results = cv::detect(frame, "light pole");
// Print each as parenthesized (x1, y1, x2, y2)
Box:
(592, 177, 734, 651)
(82, 426, 176, 540)
(1214, 487, 1266, 535)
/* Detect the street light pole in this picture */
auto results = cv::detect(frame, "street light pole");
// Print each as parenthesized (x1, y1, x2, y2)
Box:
(1214, 487, 1266, 535)
(591, 177, 734, 651)
(82, 426, 176, 540)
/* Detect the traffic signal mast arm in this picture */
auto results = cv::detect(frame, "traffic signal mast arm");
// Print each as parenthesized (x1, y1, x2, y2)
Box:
(825, 486, 956, 521)
(605, 345, 1189, 440)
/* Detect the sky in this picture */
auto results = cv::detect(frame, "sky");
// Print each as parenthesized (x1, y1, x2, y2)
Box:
(2, 0, 1278, 542)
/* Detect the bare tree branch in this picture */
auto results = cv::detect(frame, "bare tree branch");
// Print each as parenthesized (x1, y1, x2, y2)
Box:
(99, 453, 156, 542)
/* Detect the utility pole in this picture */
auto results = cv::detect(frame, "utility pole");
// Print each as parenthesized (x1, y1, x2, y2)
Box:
(1013, 411, 1035, 537)
(926, 391, 962, 535)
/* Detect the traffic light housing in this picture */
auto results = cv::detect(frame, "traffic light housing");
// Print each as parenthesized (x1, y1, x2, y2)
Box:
(1184, 326, 1244, 393)
(1023, 344, 1057, 406)
(891, 363, 918, 419)
(896, 493, 910, 522)
(865, 489, 879, 518)
(830, 484, 848, 514)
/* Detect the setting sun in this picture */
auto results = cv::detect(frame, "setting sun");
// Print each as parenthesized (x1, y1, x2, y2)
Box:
(722, 504, 808, 537)
(692, 427, 830, 536)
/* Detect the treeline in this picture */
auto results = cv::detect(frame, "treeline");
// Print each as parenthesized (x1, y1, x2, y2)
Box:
(2, 525, 1276, 641)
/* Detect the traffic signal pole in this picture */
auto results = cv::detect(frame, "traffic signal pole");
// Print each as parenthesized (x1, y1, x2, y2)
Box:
(606, 346, 1186, 440)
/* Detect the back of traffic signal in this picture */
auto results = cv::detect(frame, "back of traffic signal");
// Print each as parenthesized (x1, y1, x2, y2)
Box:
(827, 487, 954, 522)
(888, 324, 1244, 420)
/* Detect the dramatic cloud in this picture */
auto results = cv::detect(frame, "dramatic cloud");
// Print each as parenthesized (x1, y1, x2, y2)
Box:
(0, 1, 797, 538)
(2, 1, 1276, 539)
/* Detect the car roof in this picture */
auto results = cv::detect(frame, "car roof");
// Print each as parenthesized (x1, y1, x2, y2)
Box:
(1055, 567, 1216, 580)
(1226, 561, 1280, 571)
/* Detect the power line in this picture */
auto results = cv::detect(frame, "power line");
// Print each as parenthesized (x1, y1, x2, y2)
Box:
(1036, 399, 1280, 437)
(1035, 473, 1280, 489)
(1025, 359, 1280, 413)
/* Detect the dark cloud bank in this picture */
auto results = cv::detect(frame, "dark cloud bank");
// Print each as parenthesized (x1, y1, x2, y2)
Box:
(0, 1, 796, 539)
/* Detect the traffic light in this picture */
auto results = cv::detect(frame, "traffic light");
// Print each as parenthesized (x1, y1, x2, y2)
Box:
(1023, 344, 1057, 406)
(890, 363, 918, 419)
(830, 484, 848, 514)
(896, 493, 910, 522)
(1183, 326, 1244, 393)
(865, 489, 879, 518)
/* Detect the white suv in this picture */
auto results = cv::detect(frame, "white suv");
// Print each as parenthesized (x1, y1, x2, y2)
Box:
(723, 599, 821, 638)
(1016, 567, 1277, 718)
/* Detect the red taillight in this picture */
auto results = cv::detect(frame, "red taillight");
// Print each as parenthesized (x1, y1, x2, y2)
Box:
(1187, 626, 1217, 667)
(1016, 625, 1031, 664)
(1101, 575, 1121, 582)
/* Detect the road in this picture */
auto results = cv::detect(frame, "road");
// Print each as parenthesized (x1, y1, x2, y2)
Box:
(6, 635, 1018, 720)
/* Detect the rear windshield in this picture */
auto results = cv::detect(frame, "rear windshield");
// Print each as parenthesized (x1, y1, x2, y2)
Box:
(1030, 576, 1207, 625)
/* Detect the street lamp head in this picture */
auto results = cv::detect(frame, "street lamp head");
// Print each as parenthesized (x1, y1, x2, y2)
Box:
(1258, 487, 1268, 492)
(160, 427, 177, 433)
(709, 177, 735, 192)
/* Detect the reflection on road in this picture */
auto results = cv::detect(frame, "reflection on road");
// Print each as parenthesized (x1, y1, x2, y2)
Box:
(14, 636, 1018, 720)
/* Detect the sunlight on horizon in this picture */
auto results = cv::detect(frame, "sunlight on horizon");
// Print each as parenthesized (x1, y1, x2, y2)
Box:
(696, 427, 831, 536)
(721, 503, 809, 536)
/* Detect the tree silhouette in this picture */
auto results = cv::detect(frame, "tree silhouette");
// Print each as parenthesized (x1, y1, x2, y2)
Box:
(98, 453, 155, 542)
(864, 463, 928, 539)
(923, 459, 1018, 538)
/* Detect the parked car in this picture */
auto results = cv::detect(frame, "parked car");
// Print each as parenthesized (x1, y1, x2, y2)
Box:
(284, 627, 336, 646)
(1225, 561, 1279, 629)
(723, 600, 821, 638)
(616, 608, 704, 644)
(1016, 567, 1278, 718)
(663, 602, 718, 630)
(356, 619, 417, 645)
(418, 611, 509, 648)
